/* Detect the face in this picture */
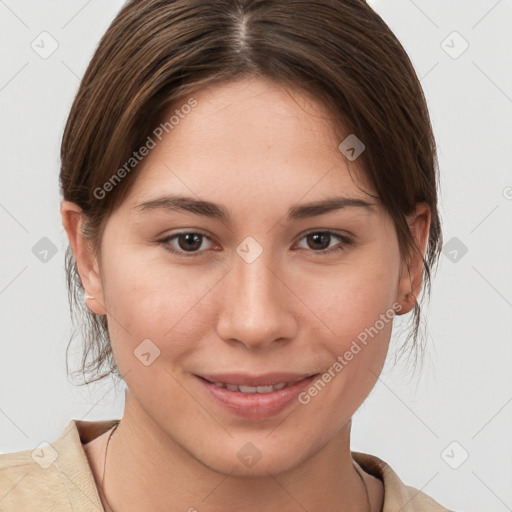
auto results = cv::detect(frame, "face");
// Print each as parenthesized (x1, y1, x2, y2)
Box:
(70, 77, 423, 476)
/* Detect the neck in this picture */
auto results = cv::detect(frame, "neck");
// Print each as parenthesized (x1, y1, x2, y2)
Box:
(102, 392, 377, 512)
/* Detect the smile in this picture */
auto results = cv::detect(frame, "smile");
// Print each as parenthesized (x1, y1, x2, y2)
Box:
(196, 373, 320, 419)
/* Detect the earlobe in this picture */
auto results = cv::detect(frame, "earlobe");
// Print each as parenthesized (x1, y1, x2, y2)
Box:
(60, 200, 106, 316)
(396, 202, 431, 315)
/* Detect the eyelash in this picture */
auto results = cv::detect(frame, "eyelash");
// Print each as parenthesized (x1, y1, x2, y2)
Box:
(158, 230, 354, 258)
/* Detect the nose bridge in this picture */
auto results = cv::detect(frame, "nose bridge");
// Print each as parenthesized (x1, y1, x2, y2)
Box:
(235, 251, 277, 306)
(216, 245, 294, 348)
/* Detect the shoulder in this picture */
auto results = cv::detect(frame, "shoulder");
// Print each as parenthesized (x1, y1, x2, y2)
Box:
(0, 419, 108, 512)
(352, 451, 454, 512)
(0, 447, 67, 510)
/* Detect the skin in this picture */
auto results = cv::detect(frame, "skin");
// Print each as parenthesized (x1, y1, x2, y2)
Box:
(63, 76, 430, 512)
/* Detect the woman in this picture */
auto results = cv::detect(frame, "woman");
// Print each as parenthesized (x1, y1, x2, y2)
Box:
(0, 0, 450, 510)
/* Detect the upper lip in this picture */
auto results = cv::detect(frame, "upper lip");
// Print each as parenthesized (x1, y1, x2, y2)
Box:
(197, 372, 317, 387)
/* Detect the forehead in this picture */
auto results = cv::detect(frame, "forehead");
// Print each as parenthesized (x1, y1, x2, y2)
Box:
(124, 77, 375, 213)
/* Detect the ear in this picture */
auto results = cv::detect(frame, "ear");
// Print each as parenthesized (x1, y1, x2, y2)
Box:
(60, 200, 106, 315)
(396, 202, 431, 315)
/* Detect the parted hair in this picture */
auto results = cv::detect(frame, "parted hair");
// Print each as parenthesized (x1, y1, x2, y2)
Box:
(60, 0, 442, 384)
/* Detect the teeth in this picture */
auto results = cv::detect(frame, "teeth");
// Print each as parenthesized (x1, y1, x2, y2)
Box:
(239, 385, 259, 393)
(211, 381, 289, 393)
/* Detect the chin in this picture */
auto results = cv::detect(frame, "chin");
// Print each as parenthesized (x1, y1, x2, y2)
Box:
(192, 437, 312, 478)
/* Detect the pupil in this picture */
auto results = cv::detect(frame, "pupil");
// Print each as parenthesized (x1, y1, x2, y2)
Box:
(309, 233, 329, 250)
(179, 233, 201, 251)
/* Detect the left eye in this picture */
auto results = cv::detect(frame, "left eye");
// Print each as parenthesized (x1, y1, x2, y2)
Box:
(295, 231, 352, 254)
(159, 230, 352, 257)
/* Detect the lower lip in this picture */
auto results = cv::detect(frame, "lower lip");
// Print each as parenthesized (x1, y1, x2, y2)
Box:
(196, 375, 319, 419)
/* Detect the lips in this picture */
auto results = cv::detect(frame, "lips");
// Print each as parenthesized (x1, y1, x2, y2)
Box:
(196, 372, 319, 419)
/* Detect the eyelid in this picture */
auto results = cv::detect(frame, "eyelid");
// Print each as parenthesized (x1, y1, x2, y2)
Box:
(297, 227, 354, 240)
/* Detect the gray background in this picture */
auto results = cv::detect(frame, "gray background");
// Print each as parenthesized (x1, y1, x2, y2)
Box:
(1, 1, 511, 510)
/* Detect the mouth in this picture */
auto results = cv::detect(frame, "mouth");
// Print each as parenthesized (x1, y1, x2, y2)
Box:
(197, 372, 317, 390)
(206, 381, 293, 393)
(195, 372, 320, 419)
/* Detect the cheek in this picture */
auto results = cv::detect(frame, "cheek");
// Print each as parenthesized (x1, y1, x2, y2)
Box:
(296, 249, 399, 385)
(99, 245, 219, 362)
(295, 271, 396, 422)
(305, 254, 399, 338)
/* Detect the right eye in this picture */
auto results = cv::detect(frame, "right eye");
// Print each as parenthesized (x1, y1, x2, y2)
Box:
(159, 231, 215, 257)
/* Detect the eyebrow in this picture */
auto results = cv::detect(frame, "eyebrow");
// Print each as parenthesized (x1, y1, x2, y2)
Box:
(133, 194, 376, 223)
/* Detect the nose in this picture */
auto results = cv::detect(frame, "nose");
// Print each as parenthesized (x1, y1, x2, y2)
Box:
(216, 250, 297, 350)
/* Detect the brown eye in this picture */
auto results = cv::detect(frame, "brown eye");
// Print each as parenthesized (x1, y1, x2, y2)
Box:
(306, 232, 332, 250)
(296, 231, 353, 255)
(177, 233, 203, 252)
(160, 232, 214, 256)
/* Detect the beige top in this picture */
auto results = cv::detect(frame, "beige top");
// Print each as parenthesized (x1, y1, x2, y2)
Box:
(0, 419, 452, 511)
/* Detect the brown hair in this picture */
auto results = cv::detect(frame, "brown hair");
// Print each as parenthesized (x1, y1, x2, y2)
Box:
(60, 0, 442, 385)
